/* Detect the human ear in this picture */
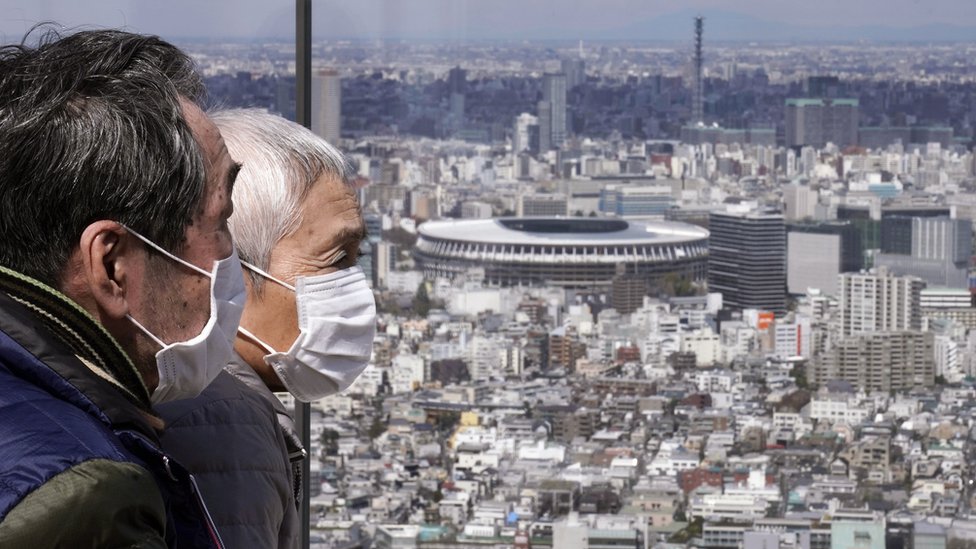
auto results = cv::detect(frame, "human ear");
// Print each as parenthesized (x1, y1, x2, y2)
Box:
(78, 221, 133, 320)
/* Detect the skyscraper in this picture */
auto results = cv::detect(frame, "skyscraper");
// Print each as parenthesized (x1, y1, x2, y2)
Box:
(447, 66, 467, 131)
(708, 211, 787, 314)
(513, 113, 539, 153)
(447, 66, 467, 95)
(311, 69, 341, 144)
(561, 57, 585, 90)
(541, 73, 567, 149)
(537, 100, 552, 153)
(785, 98, 859, 149)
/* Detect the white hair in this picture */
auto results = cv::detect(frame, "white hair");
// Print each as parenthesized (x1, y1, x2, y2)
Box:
(209, 108, 356, 289)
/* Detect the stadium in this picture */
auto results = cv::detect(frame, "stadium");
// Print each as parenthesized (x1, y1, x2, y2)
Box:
(414, 217, 710, 288)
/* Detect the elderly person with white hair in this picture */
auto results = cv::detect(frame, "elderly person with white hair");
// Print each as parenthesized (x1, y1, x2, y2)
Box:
(155, 109, 377, 549)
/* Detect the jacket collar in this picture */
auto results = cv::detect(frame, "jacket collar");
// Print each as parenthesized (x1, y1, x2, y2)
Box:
(0, 265, 158, 437)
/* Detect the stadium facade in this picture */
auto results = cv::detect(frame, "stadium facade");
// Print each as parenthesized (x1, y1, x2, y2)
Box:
(414, 217, 709, 289)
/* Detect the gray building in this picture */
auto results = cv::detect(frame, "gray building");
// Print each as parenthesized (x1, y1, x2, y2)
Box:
(709, 211, 787, 314)
(785, 98, 859, 149)
(875, 217, 971, 288)
(311, 69, 342, 144)
(787, 222, 862, 296)
(542, 73, 567, 149)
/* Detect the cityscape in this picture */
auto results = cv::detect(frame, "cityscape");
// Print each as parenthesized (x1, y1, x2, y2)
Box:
(5, 5, 976, 547)
(171, 28, 976, 548)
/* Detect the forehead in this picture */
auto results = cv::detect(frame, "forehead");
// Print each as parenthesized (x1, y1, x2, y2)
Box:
(180, 99, 230, 178)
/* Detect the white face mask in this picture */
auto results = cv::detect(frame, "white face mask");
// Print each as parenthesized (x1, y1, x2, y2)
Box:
(122, 225, 247, 404)
(239, 259, 376, 403)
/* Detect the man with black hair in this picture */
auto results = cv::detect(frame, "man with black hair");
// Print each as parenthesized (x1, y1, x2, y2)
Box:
(0, 29, 243, 548)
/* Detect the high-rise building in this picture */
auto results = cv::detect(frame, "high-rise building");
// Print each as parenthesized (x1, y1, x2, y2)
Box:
(787, 222, 863, 296)
(708, 211, 787, 314)
(811, 331, 934, 392)
(785, 98, 859, 149)
(804, 75, 843, 98)
(783, 183, 818, 221)
(537, 100, 552, 153)
(561, 57, 585, 89)
(513, 113, 539, 154)
(912, 217, 971, 264)
(447, 66, 466, 95)
(373, 241, 396, 289)
(541, 73, 567, 149)
(838, 270, 924, 336)
(875, 217, 971, 288)
(311, 69, 341, 144)
(880, 216, 914, 254)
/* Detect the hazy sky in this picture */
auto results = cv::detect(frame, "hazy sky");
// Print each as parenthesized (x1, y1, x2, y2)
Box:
(1, 0, 975, 43)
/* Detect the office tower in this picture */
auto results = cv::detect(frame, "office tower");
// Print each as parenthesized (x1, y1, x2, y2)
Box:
(692, 16, 704, 124)
(311, 69, 341, 144)
(785, 98, 859, 149)
(913, 217, 971, 264)
(449, 93, 465, 127)
(708, 211, 787, 314)
(513, 113, 539, 153)
(875, 217, 971, 288)
(275, 77, 296, 121)
(561, 57, 585, 89)
(811, 331, 934, 392)
(838, 270, 924, 336)
(783, 183, 818, 221)
(372, 241, 396, 289)
(541, 73, 567, 149)
(804, 75, 843, 98)
(880, 216, 914, 254)
(447, 66, 466, 95)
(598, 185, 674, 217)
(537, 101, 552, 153)
(787, 222, 863, 296)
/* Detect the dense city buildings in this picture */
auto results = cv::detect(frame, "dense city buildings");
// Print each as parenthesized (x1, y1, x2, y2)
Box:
(185, 37, 976, 546)
(93, 28, 976, 549)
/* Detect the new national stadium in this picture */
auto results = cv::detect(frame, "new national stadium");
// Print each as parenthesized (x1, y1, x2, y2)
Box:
(414, 217, 709, 288)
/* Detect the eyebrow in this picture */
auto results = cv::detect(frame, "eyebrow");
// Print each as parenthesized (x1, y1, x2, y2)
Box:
(336, 222, 367, 244)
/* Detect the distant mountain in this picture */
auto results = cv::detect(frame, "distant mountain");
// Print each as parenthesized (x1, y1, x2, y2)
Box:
(598, 9, 976, 43)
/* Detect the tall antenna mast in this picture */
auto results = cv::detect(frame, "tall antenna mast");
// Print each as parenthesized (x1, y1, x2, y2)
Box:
(693, 15, 705, 125)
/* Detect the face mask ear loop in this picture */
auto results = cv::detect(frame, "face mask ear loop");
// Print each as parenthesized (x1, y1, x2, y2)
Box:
(126, 314, 168, 349)
(240, 260, 296, 292)
(120, 223, 213, 278)
(238, 325, 279, 356)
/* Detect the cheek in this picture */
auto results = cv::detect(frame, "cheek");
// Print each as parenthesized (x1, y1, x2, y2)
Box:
(243, 285, 300, 347)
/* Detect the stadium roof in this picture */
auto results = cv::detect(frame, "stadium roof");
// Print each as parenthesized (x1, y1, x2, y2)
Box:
(417, 217, 709, 246)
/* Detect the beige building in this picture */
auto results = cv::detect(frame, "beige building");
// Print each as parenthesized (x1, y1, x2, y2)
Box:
(811, 331, 934, 392)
